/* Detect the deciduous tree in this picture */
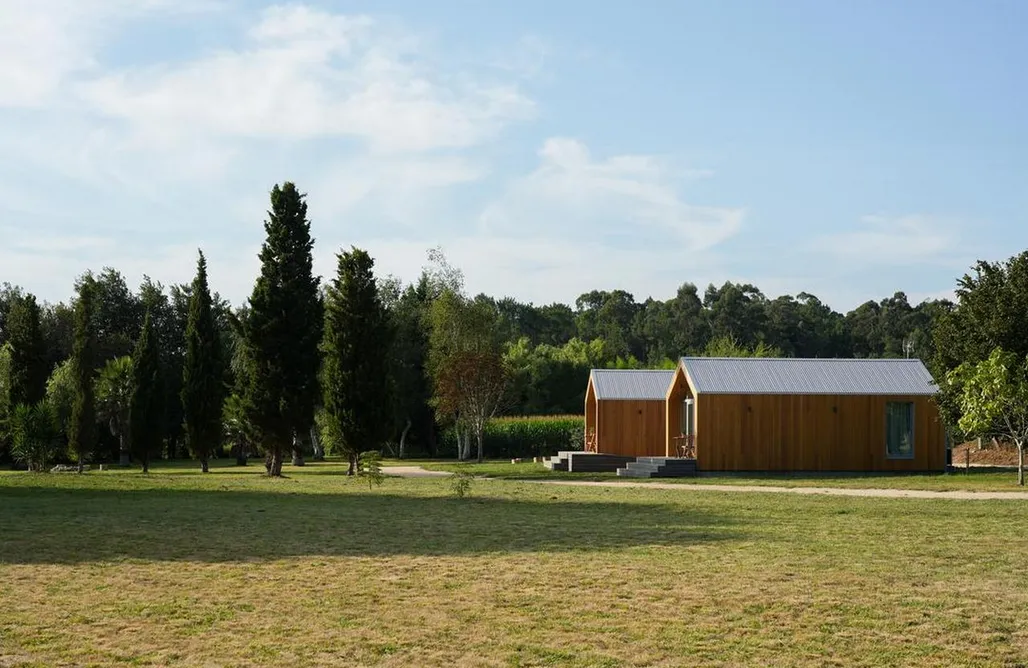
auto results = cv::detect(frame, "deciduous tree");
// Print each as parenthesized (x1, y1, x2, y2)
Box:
(950, 348, 1028, 485)
(97, 356, 133, 466)
(7, 294, 48, 408)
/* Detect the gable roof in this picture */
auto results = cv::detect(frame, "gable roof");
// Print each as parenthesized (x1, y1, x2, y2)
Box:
(590, 369, 675, 400)
(679, 357, 938, 396)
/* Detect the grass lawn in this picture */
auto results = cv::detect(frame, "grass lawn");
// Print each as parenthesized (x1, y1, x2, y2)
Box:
(1, 459, 1027, 667)
(417, 459, 1025, 492)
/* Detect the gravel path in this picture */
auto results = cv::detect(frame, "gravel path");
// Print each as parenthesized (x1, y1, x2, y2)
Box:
(382, 466, 1028, 500)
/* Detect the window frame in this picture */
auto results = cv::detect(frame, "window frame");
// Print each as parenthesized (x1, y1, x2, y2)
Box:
(885, 400, 915, 460)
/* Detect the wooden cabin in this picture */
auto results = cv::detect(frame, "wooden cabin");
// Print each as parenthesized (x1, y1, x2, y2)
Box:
(665, 357, 946, 472)
(585, 369, 675, 457)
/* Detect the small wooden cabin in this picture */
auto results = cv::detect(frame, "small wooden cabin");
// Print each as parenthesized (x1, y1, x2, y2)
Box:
(585, 369, 675, 457)
(665, 357, 946, 472)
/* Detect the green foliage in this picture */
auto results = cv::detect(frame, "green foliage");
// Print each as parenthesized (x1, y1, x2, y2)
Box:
(321, 247, 391, 463)
(182, 250, 226, 471)
(0, 342, 12, 460)
(97, 355, 133, 462)
(130, 310, 162, 472)
(356, 450, 384, 489)
(45, 360, 75, 442)
(6, 293, 48, 407)
(702, 335, 783, 358)
(441, 415, 584, 459)
(450, 469, 474, 498)
(68, 277, 97, 468)
(243, 182, 322, 476)
(949, 348, 1028, 485)
(11, 400, 61, 471)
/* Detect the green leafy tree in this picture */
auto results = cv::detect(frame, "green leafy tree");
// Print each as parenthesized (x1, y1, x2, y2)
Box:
(703, 335, 783, 358)
(321, 247, 391, 475)
(97, 356, 133, 466)
(182, 251, 226, 472)
(130, 309, 162, 473)
(68, 277, 97, 472)
(11, 400, 61, 472)
(357, 450, 384, 490)
(45, 360, 75, 443)
(7, 294, 48, 408)
(243, 182, 322, 476)
(0, 343, 12, 461)
(384, 276, 435, 459)
(950, 348, 1028, 486)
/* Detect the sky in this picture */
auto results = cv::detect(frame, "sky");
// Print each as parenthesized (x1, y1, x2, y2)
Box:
(2, 0, 1026, 312)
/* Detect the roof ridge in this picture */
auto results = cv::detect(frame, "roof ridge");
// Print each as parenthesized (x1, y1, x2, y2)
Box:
(680, 356, 923, 362)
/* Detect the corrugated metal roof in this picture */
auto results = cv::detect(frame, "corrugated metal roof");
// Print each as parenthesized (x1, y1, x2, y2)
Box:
(679, 357, 939, 395)
(591, 369, 675, 400)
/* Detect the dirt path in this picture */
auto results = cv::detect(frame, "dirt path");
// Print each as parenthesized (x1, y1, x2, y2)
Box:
(382, 466, 1028, 500)
(382, 466, 454, 478)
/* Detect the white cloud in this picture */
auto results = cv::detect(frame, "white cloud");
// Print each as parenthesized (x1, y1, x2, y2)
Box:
(481, 138, 742, 252)
(809, 214, 966, 266)
(77, 4, 535, 153)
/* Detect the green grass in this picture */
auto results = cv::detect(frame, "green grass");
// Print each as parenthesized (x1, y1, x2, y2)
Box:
(415, 459, 1024, 491)
(1, 459, 1027, 666)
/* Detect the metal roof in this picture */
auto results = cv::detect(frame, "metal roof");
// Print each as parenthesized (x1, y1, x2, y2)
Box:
(679, 357, 939, 395)
(590, 369, 676, 400)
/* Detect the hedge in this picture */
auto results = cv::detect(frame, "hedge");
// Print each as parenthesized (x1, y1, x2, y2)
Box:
(441, 415, 585, 459)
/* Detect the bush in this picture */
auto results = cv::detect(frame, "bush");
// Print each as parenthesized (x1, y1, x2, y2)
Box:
(11, 401, 62, 472)
(441, 415, 584, 459)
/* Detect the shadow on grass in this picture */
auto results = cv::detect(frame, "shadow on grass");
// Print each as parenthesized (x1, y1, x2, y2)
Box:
(0, 484, 743, 564)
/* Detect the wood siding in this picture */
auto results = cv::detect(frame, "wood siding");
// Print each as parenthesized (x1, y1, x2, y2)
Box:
(584, 381, 597, 446)
(664, 366, 695, 458)
(696, 392, 946, 472)
(596, 399, 667, 457)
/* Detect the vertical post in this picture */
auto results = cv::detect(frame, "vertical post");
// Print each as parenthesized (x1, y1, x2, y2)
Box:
(966, 446, 970, 473)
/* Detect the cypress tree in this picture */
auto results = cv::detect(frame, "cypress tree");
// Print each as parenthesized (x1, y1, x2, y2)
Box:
(182, 250, 225, 473)
(322, 247, 391, 475)
(69, 278, 97, 472)
(244, 182, 322, 476)
(7, 294, 47, 407)
(130, 308, 162, 473)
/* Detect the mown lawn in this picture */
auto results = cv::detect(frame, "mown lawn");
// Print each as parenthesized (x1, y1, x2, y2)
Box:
(1, 460, 1026, 667)
(419, 459, 1024, 492)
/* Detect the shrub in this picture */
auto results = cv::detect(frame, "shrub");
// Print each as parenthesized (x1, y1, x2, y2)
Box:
(441, 415, 584, 459)
(11, 401, 61, 472)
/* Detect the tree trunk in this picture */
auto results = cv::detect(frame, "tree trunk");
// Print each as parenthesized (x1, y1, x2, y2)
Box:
(141, 451, 149, 474)
(476, 426, 484, 463)
(1018, 440, 1025, 487)
(292, 451, 306, 466)
(347, 452, 357, 476)
(200, 458, 209, 473)
(77, 453, 84, 474)
(118, 432, 130, 466)
(271, 450, 284, 477)
(311, 426, 325, 462)
(399, 419, 411, 460)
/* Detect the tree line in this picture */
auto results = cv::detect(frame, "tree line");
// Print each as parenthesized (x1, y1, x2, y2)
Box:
(0, 180, 1025, 473)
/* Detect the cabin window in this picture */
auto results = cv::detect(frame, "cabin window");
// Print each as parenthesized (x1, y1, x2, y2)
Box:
(885, 401, 914, 459)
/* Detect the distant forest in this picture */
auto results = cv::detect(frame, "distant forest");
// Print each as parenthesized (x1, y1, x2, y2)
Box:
(0, 182, 1024, 465)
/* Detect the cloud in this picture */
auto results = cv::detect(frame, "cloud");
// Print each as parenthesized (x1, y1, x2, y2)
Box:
(480, 138, 743, 253)
(809, 214, 966, 267)
(77, 4, 536, 154)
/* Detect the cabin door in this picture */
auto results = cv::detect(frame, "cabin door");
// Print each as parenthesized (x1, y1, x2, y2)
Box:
(678, 398, 696, 458)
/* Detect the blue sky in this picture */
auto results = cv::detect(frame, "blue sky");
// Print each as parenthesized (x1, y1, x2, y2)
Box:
(2, 0, 1026, 311)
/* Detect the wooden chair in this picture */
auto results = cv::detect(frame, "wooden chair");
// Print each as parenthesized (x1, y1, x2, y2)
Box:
(673, 433, 695, 459)
(584, 428, 598, 453)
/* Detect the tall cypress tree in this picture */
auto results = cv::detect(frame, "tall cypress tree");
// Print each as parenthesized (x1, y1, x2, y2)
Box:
(130, 309, 162, 473)
(7, 294, 47, 407)
(244, 182, 322, 477)
(322, 247, 391, 475)
(182, 250, 225, 473)
(69, 277, 97, 472)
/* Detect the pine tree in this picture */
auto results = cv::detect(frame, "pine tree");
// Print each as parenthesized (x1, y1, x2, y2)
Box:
(130, 309, 162, 473)
(69, 278, 97, 472)
(244, 182, 322, 476)
(322, 247, 391, 475)
(182, 250, 225, 473)
(7, 294, 47, 407)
